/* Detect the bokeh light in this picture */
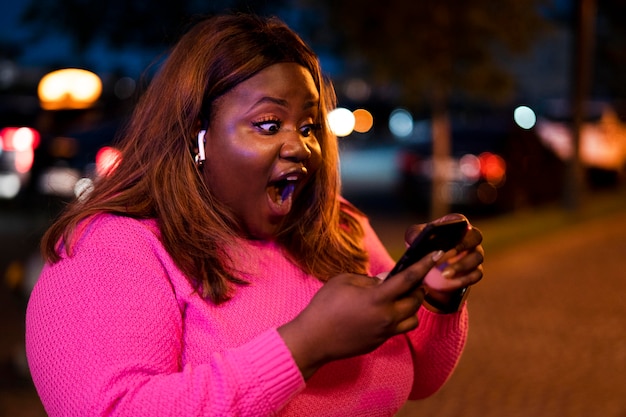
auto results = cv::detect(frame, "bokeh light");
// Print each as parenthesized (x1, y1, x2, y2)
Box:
(114, 76, 136, 100)
(389, 108, 413, 138)
(0, 174, 20, 199)
(0, 127, 40, 174)
(95, 146, 122, 177)
(514, 105, 537, 129)
(328, 107, 355, 137)
(74, 177, 94, 200)
(459, 154, 481, 183)
(0, 127, 40, 152)
(38, 68, 102, 110)
(343, 78, 371, 102)
(353, 109, 373, 133)
(479, 152, 507, 185)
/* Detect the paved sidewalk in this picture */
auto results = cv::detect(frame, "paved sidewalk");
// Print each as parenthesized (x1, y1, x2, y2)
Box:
(397, 190, 626, 416)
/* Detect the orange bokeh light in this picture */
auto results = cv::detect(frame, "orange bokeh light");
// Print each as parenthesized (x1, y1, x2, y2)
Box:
(353, 109, 374, 133)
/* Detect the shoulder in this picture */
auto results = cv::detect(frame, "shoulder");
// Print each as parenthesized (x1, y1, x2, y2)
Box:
(37, 213, 184, 306)
(339, 196, 365, 218)
(69, 213, 162, 255)
(54, 213, 177, 281)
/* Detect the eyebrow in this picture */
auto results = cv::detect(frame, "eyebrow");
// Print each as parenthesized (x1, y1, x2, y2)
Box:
(251, 96, 319, 111)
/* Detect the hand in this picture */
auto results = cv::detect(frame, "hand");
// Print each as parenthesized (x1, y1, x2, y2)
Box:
(404, 213, 484, 312)
(278, 250, 441, 379)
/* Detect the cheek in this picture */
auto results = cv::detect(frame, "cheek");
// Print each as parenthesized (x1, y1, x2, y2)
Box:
(310, 138, 327, 171)
(309, 138, 323, 163)
(203, 144, 272, 197)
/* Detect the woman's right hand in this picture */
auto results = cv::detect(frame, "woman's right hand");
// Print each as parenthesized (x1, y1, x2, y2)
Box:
(277, 250, 442, 380)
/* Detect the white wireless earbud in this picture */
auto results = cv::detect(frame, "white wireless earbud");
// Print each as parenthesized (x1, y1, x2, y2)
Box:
(196, 129, 206, 164)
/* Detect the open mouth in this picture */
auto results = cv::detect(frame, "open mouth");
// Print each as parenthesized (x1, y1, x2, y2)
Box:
(267, 175, 300, 216)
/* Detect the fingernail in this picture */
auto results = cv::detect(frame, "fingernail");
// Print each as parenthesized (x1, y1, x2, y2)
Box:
(432, 250, 444, 262)
(442, 268, 455, 279)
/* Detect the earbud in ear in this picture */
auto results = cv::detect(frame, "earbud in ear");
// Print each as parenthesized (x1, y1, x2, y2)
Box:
(195, 129, 206, 165)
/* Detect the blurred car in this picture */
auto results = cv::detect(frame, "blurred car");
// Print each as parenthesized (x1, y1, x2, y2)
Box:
(535, 101, 626, 187)
(396, 123, 510, 214)
(0, 126, 40, 199)
(35, 118, 122, 200)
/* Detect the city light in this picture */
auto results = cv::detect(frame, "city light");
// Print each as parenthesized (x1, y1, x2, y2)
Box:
(536, 107, 626, 170)
(95, 146, 122, 177)
(38, 68, 102, 110)
(0, 174, 21, 199)
(328, 107, 355, 137)
(0, 127, 40, 174)
(353, 109, 373, 133)
(514, 105, 537, 129)
(479, 152, 507, 186)
(389, 108, 413, 138)
(0, 127, 40, 152)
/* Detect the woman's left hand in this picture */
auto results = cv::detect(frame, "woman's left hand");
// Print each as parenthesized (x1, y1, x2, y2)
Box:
(404, 213, 484, 312)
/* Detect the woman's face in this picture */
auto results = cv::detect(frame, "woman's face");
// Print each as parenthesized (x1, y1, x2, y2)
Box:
(202, 62, 323, 239)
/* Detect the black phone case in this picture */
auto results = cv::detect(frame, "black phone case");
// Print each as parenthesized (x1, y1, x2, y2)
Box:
(386, 219, 468, 278)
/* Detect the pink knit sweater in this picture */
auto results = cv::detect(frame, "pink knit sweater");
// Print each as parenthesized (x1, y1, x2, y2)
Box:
(26, 212, 468, 417)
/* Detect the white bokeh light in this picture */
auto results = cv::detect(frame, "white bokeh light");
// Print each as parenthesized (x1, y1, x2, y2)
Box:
(328, 107, 355, 137)
(514, 105, 537, 129)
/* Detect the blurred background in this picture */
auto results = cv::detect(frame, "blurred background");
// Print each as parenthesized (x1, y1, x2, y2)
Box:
(1, 0, 625, 416)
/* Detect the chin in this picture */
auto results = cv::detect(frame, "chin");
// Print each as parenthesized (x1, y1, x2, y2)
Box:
(244, 223, 280, 241)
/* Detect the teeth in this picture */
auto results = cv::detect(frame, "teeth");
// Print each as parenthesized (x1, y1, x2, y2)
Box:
(270, 173, 302, 206)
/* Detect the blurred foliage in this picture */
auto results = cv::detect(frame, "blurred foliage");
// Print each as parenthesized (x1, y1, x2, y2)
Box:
(21, 0, 626, 104)
(324, 0, 552, 110)
(594, 0, 626, 99)
(19, 0, 289, 52)
(17, 0, 559, 108)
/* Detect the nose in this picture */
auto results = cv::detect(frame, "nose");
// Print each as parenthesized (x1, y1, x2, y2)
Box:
(279, 131, 315, 162)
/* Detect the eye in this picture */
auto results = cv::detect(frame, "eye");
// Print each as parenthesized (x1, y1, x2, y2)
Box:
(300, 123, 321, 138)
(253, 119, 281, 134)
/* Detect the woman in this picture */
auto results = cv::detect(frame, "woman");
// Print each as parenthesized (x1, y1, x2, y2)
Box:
(26, 14, 484, 416)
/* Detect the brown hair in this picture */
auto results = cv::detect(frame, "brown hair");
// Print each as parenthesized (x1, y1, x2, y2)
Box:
(41, 14, 368, 303)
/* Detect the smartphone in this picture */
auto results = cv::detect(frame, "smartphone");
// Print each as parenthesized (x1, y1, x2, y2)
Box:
(385, 218, 469, 279)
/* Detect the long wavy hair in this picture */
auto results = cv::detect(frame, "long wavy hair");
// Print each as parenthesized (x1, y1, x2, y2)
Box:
(41, 14, 368, 303)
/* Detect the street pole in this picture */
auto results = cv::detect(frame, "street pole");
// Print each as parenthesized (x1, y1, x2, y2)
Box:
(565, 0, 596, 211)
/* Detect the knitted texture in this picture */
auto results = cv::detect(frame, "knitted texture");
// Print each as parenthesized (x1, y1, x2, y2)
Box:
(26, 213, 468, 417)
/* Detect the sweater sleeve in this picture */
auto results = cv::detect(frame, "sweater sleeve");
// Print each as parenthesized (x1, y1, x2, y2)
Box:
(351, 204, 469, 400)
(406, 306, 469, 399)
(25, 216, 304, 417)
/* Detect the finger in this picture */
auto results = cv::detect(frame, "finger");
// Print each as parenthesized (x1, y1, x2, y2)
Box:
(448, 267, 484, 288)
(424, 265, 483, 292)
(380, 251, 441, 299)
(386, 289, 425, 335)
(441, 249, 484, 278)
(376, 272, 389, 281)
(394, 314, 419, 334)
(393, 286, 426, 318)
(432, 213, 468, 224)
